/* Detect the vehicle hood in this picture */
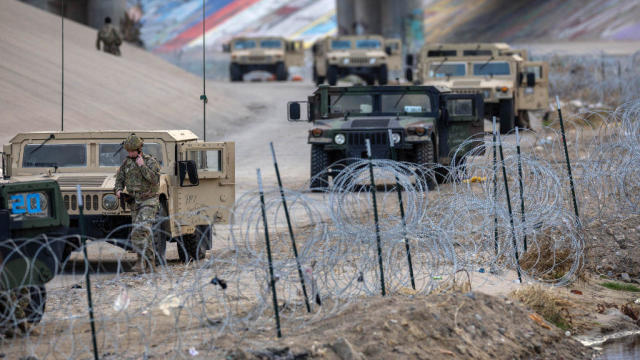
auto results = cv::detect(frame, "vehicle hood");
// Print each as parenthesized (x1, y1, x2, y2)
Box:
(5, 173, 117, 191)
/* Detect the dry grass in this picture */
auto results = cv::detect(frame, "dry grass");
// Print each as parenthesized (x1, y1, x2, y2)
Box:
(519, 233, 583, 282)
(511, 284, 573, 331)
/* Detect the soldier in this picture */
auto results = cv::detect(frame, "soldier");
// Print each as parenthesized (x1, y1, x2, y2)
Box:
(96, 17, 122, 56)
(114, 134, 161, 273)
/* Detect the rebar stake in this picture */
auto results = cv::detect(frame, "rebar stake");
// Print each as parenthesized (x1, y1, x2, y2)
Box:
(388, 130, 415, 290)
(256, 169, 282, 338)
(497, 136, 523, 283)
(555, 96, 580, 226)
(270, 143, 312, 312)
(515, 127, 528, 252)
(492, 117, 499, 255)
(366, 139, 386, 296)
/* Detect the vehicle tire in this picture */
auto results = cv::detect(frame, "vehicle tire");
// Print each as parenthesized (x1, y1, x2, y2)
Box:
(327, 65, 338, 86)
(275, 62, 288, 81)
(516, 110, 530, 129)
(314, 67, 325, 85)
(177, 225, 210, 263)
(230, 63, 242, 82)
(24, 285, 47, 324)
(414, 139, 437, 189)
(153, 201, 169, 266)
(365, 75, 375, 85)
(310, 144, 329, 191)
(378, 64, 388, 85)
(499, 99, 515, 134)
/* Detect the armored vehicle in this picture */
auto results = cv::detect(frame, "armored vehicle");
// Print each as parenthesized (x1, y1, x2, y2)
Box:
(410, 43, 548, 133)
(224, 36, 304, 81)
(1, 179, 69, 326)
(2, 130, 235, 263)
(287, 85, 484, 188)
(312, 35, 403, 86)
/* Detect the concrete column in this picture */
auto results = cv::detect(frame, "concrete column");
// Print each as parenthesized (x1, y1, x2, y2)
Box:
(381, 0, 406, 39)
(354, 0, 382, 35)
(87, 0, 126, 29)
(336, 0, 356, 35)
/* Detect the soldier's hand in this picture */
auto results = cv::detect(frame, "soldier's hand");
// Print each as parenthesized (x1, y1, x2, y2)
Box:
(116, 190, 122, 199)
(136, 155, 144, 167)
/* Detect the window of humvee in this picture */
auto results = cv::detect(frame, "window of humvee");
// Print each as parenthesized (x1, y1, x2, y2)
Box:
(234, 40, 256, 49)
(260, 39, 282, 48)
(331, 40, 351, 49)
(473, 61, 510, 76)
(356, 39, 381, 49)
(429, 62, 466, 77)
(330, 94, 373, 114)
(99, 143, 164, 167)
(22, 144, 87, 168)
(381, 94, 432, 113)
(187, 150, 222, 172)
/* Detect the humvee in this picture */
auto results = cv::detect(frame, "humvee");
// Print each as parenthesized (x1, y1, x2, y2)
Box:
(1, 130, 235, 263)
(1, 179, 69, 326)
(410, 43, 549, 133)
(312, 35, 403, 86)
(287, 85, 484, 188)
(223, 36, 304, 81)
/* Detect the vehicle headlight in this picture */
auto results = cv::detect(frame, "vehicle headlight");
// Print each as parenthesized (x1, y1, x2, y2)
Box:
(369, 58, 376, 64)
(102, 194, 118, 210)
(343, 58, 350, 65)
(391, 133, 401, 144)
(334, 133, 346, 145)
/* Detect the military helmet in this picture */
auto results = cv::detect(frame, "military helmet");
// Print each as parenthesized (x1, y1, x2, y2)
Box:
(123, 133, 144, 151)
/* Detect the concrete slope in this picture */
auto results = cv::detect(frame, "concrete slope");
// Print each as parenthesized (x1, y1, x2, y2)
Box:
(0, 0, 251, 146)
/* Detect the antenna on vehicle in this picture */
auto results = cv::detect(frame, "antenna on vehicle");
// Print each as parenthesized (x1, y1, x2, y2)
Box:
(61, 0, 64, 131)
(199, 0, 208, 141)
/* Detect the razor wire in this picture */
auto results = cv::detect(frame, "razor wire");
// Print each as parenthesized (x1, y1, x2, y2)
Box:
(1, 100, 640, 358)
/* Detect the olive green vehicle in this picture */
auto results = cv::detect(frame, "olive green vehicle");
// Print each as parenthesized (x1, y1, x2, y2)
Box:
(287, 85, 484, 189)
(223, 36, 304, 81)
(2, 130, 235, 264)
(1, 179, 69, 326)
(410, 43, 549, 133)
(312, 35, 403, 86)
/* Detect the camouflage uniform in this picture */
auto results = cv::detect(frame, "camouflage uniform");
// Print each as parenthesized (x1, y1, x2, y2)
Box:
(114, 135, 161, 272)
(96, 24, 123, 56)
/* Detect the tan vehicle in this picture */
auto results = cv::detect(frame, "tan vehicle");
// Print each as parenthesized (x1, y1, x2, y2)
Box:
(1, 130, 235, 263)
(312, 35, 402, 86)
(412, 43, 548, 133)
(223, 36, 304, 81)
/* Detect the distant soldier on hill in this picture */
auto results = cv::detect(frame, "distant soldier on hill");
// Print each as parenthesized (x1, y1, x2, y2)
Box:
(96, 17, 122, 56)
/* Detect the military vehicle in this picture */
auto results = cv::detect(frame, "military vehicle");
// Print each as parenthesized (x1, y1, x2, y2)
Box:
(1, 179, 69, 326)
(312, 35, 403, 86)
(2, 130, 235, 263)
(223, 36, 304, 81)
(409, 43, 549, 133)
(287, 85, 484, 188)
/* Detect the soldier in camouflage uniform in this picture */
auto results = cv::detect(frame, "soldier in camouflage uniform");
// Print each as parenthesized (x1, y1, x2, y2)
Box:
(96, 17, 123, 56)
(115, 134, 161, 273)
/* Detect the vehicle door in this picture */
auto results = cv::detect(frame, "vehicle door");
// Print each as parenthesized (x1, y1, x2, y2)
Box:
(438, 93, 485, 162)
(285, 40, 305, 67)
(384, 39, 403, 74)
(173, 142, 235, 236)
(516, 61, 549, 110)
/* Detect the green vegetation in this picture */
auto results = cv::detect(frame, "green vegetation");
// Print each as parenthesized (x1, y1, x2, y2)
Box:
(600, 282, 640, 292)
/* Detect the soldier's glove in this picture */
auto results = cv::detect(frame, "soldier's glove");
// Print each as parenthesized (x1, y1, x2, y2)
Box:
(119, 193, 135, 209)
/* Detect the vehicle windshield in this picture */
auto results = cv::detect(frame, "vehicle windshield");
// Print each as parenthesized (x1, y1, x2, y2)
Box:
(234, 40, 256, 50)
(356, 39, 381, 49)
(99, 143, 164, 167)
(429, 63, 466, 77)
(22, 144, 87, 167)
(381, 94, 432, 113)
(473, 61, 510, 76)
(260, 39, 282, 48)
(329, 94, 373, 114)
(331, 40, 351, 49)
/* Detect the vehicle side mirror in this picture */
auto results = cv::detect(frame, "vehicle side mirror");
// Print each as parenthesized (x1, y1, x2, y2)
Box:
(526, 72, 536, 87)
(385, 46, 392, 56)
(406, 68, 413, 83)
(178, 160, 199, 187)
(222, 43, 230, 53)
(405, 54, 414, 66)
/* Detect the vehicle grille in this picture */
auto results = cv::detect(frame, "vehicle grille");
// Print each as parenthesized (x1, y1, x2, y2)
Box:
(64, 193, 99, 210)
(57, 176, 107, 188)
(347, 131, 389, 146)
(349, 57, 369, 65)
(351, 119, 390, 128)
(248, 56, 268, 62)
(452, 88, 482, 95)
